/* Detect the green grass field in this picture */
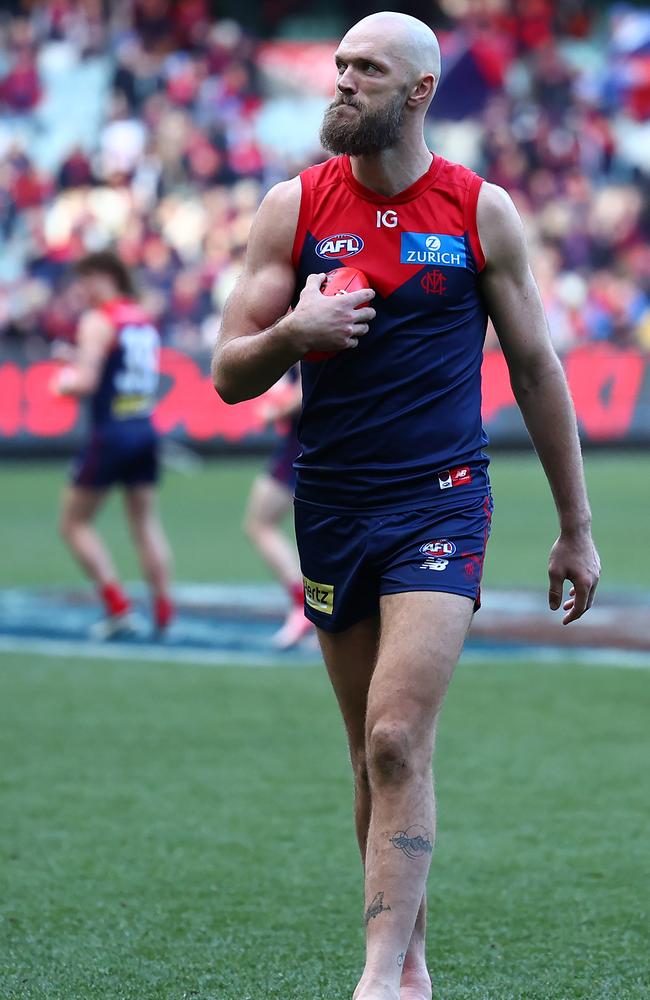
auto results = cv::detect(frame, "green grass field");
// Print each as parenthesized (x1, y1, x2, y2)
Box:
(1, 453, 649, 1000)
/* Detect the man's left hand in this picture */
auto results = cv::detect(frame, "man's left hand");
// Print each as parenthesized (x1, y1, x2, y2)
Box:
(548, 531, 601, 625)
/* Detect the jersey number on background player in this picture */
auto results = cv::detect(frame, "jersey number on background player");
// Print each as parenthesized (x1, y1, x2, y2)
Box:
(115, 324, 160, 397)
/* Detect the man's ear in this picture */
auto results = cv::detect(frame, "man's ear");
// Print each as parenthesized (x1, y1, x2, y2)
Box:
(407, 73, 437, 108)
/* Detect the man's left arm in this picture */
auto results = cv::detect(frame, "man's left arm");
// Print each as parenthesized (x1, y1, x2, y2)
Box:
(477, 182, 600, 624)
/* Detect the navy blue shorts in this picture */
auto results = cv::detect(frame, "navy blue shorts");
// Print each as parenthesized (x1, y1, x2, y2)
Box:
(295, 492, 493, 633)
(72, 420, 159, 490)
(268, 424, 300, 492)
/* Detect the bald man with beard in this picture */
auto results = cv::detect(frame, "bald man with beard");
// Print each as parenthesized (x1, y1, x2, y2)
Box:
(213, 12, 600, 1000)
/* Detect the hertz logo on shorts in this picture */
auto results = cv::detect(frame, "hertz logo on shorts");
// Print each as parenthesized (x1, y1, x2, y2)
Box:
(303, 576, 334, 615)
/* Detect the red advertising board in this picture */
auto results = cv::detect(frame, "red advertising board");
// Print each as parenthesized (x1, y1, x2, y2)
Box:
(1, 346, 649, 452)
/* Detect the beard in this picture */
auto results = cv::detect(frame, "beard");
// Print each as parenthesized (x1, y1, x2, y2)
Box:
(319, 91, 407, 156)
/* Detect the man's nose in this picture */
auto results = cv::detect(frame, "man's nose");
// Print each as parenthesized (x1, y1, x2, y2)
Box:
(337, 66, 357, 95)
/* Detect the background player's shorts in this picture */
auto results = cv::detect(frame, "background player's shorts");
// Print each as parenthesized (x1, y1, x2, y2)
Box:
(295, 492, 493, 633)
(267, 424, 299, 493)
(72, 419, 159, 490)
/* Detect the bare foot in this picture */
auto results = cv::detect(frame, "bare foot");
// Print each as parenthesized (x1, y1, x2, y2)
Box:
(400, 966, 432, 1000)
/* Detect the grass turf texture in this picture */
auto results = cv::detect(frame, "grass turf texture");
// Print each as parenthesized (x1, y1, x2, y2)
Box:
(1, 654, 649, 1000)
(1, 452, 649, 999)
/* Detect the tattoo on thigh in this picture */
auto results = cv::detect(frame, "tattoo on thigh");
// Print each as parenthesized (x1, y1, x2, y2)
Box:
(390, 825, 433, 859)
(397, 952, 405, 968)
(364, 891, 392, 925)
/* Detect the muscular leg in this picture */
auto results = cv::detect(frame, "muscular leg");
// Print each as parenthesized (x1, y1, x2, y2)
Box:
(243, 474, 299, 590)
(354, 591, 474, 1000)
(59, 485, 116, 587)
(318, 615, 430, 1000)
(123, 486, 173, 619)
(318, 616, 379, 857)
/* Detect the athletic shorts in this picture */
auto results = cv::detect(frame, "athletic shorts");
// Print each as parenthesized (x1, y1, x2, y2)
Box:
(295, 492, 493, 633)
(268, 424, 300, 492)
(72, 420, 159, 490)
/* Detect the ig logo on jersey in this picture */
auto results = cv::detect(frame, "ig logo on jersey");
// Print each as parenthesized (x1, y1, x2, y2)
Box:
(315, 233, 364, 259)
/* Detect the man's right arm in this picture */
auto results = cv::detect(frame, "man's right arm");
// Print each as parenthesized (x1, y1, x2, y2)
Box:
(212, 178, 375, 404)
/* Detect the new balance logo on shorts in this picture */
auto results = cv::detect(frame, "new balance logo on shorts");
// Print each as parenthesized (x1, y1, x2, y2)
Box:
(438, 466, 473, 490)
(419, 539, 455, 571)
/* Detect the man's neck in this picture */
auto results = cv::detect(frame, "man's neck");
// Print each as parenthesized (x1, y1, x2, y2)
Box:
(349, 141, 433, 198)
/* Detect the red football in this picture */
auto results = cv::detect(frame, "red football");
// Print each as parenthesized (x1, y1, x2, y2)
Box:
(303, 266, 371, 362)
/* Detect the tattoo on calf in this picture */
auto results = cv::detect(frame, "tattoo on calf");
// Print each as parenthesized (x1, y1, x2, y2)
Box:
(397, 952, 405, 968)
(364, 891, 392, 925)
(390, 825, 433, 859)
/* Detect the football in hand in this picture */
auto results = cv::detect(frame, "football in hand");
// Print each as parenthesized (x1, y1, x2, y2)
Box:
(303, 267, 370, 362)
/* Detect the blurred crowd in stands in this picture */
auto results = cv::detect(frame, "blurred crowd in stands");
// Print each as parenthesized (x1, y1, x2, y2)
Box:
(1, 0, 649, 355)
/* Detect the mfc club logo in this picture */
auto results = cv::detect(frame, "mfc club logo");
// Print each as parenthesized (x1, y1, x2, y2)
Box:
(421, 269, 447, 295)
(315, 233, 364, 260)
(420, 540, 457, 558)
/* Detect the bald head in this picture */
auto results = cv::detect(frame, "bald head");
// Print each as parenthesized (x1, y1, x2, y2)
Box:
(320, 11, 441, 157)
(342, 11, 441, 93)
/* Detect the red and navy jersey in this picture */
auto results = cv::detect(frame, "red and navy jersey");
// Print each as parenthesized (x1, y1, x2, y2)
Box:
(90, 299, 160, 427)
(292, 153, 490, 512)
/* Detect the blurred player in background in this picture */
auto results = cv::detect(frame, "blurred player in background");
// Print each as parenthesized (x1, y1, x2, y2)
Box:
(51, 251, 173, 639)
(243, 366, 313, 649)
(213, 10, 600, 1000)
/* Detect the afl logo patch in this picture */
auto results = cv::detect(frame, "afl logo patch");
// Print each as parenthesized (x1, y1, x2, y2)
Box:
(419, 539, 457, 557)
(315, 233, 364, 259)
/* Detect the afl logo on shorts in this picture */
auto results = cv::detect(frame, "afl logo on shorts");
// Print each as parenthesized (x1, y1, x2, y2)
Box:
(420, 539, 457, 557)
(315, 233, 364, 259)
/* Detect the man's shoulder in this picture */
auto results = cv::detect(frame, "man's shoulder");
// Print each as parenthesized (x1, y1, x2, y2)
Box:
(263, 158, 340, 208)
(99, 299, 151, 328)
(297, 155, 343, 191)
(476, 183, 526, 272)
(433, 153, 486, 193)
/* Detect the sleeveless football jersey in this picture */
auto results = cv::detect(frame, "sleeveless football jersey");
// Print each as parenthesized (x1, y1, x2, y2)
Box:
(292, 153, 490, 512)
(90, 299, 160, 427)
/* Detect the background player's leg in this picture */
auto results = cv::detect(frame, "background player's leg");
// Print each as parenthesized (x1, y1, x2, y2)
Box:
(243, 473, 299, 590)
(355, 592, 474, 1000)
(243, 473, 310, 647)
(318, 618, 429, 999)
(59, 485, 131, 619)
(123, 486, 173, 630)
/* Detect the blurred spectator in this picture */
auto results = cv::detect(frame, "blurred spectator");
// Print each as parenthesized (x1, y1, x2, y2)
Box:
(0, 49, 42, 113)
(57, 146, 94, 190)
(0, 17, 41, 113)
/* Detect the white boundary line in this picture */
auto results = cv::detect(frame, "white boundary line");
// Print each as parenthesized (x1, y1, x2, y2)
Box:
(1, 635, 650, 670)
(0, 635, 310, 668)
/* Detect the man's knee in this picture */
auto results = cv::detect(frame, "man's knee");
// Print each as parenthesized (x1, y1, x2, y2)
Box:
(59, 510, 76, 542)
(366, 719, 417, 785)
(242, 510, 258, 541)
